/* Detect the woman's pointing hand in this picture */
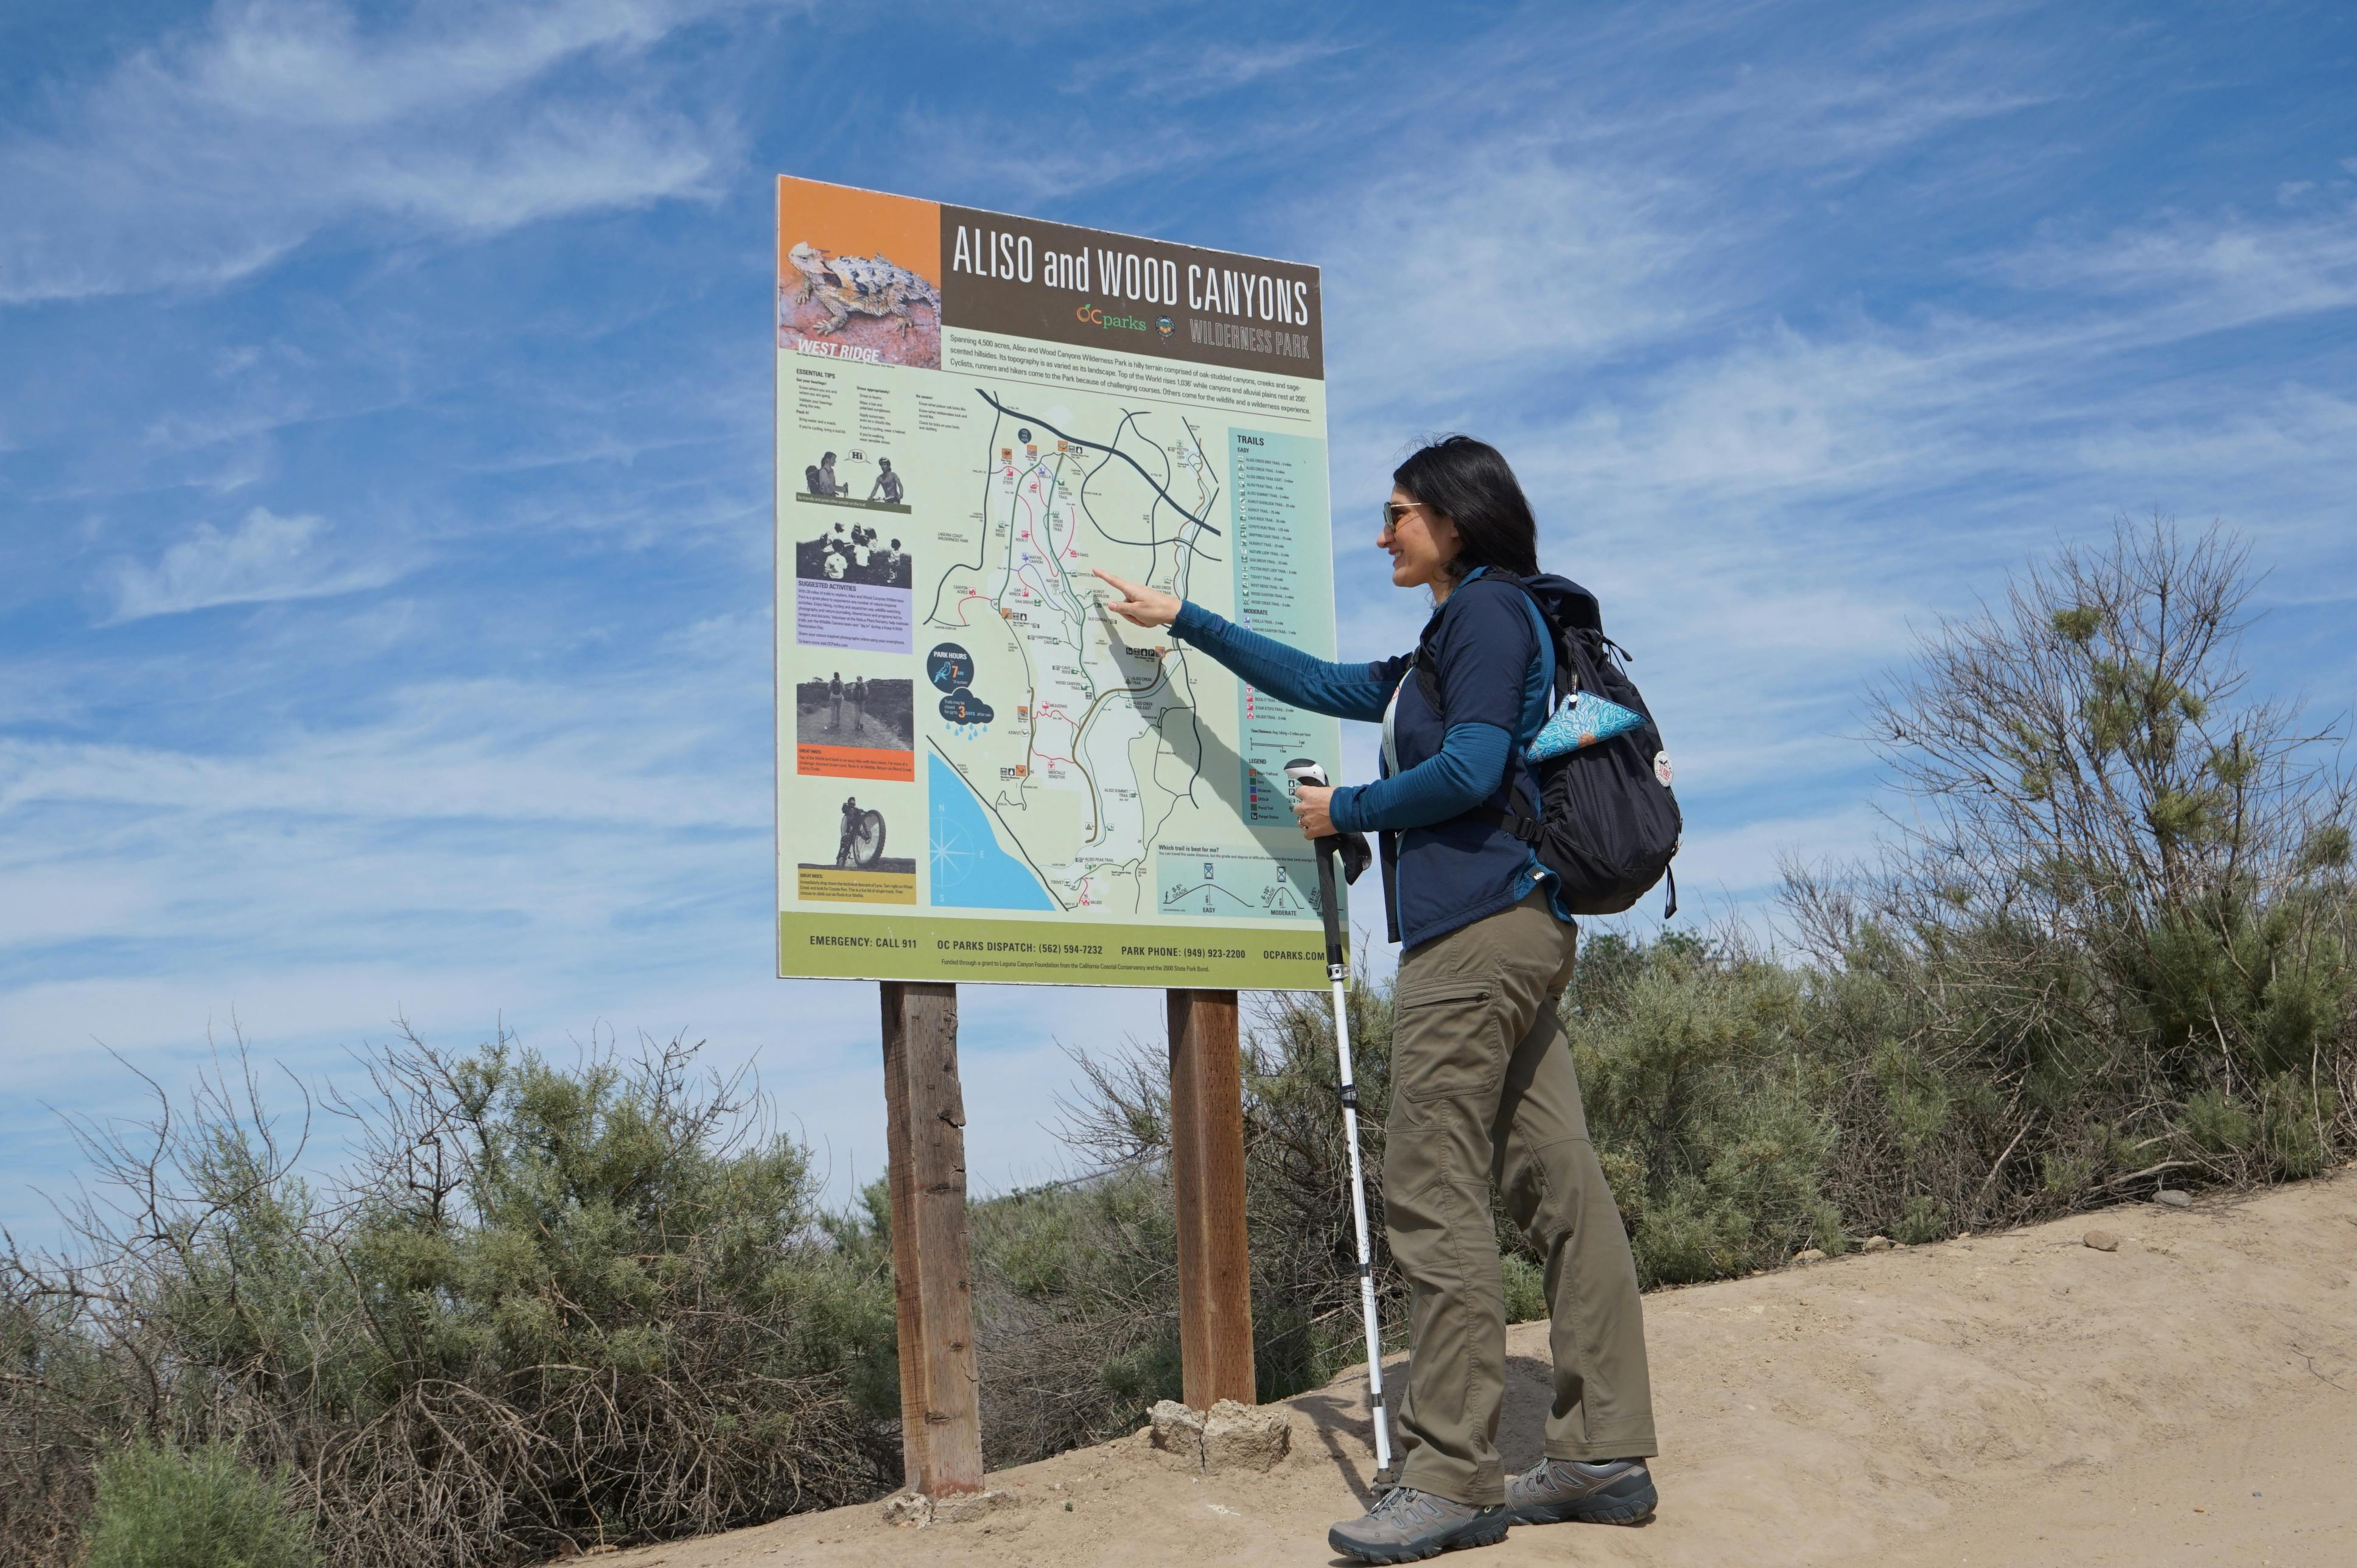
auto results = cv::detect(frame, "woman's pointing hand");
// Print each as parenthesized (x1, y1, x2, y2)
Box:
(1091, 569, 1180, 628)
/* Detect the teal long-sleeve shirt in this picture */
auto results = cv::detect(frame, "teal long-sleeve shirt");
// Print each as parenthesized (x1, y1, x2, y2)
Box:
(1166, 601, 1514, 834)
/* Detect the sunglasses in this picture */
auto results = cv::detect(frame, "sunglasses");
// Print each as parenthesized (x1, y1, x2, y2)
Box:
(1380, 500, 1424, 531)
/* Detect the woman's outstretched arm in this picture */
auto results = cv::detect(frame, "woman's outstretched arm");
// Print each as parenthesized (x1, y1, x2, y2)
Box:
(1093, 570, 1397, 721)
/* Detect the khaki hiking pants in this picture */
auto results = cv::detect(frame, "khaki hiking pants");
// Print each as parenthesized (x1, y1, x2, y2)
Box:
(1385, 891, 1658, 1507)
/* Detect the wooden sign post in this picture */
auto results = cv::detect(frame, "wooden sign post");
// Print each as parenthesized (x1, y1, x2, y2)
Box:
(880, 982, 983, 1496)
(877, 982, 1259, 1493)
(1167, 989, 1257, 1408)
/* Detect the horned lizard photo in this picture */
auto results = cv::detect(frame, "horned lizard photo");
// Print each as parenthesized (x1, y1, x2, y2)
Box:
(779, 241, 943, 368)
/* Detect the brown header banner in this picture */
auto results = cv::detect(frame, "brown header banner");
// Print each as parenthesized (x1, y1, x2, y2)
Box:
(939, 203, 1322, 380)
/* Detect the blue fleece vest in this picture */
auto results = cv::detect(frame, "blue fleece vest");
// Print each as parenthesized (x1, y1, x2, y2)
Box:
(1370, 570, 1557, 949)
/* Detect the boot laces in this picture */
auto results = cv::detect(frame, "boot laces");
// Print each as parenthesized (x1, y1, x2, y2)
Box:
(1370, 1486, 1454, 1525)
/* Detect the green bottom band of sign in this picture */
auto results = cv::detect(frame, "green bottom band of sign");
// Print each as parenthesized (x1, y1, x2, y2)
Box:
(779, 911, 1337, 990)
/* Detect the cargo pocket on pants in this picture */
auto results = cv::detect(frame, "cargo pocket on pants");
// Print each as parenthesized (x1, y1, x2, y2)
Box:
(1393, 981, 1504, 1103)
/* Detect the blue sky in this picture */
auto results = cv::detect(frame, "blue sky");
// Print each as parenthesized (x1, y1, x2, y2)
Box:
(5, 1, 2355, 1233)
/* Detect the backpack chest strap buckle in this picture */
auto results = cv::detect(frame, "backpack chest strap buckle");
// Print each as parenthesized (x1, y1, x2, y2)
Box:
(1482, 806, 1545, 845)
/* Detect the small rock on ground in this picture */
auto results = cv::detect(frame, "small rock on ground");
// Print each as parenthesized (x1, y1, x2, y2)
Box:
(1203, 1398, 1291, 1471)
(1150, 1398, 1291, 1472)
(2083, 1230, 2121, 1252)
(2154, 1189, 2193, 1208)
(1860, 1236, 1895, 1252)
(1149, 1399, 1202, 1463)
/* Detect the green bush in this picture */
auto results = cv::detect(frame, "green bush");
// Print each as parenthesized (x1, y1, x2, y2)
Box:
(1566, 933, 1844, 1284)
(2, 1032, 898, 1568)
(82, 1442, 317, 1568)
(1499, 1253, 1548, 1324)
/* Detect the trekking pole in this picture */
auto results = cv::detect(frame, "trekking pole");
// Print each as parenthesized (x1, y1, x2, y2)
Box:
(1282, 758, 1393, 1478)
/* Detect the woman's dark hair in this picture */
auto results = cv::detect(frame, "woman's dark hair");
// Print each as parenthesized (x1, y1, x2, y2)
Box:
(1393, 434, 1539, 580)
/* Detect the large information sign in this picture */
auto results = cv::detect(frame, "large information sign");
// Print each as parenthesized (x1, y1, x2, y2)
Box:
(775, 176, 1342, 988)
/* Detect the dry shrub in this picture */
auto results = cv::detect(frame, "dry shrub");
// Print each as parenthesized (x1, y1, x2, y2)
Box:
(0, 1029, 897, 1568)
(1790, 516, 2357, 1225)
(970, 1169, 1182, 1466)
(1055, 972, 1411, 1404)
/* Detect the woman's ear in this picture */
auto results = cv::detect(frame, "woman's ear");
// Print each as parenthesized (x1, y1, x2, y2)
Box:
(1435, 513, 1467, 575)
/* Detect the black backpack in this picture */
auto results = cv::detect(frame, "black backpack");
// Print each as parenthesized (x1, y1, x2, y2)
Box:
(1416, 573, 1682, 919)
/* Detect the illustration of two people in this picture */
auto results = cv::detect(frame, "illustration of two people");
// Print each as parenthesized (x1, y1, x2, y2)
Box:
(802, 452, 903, 504)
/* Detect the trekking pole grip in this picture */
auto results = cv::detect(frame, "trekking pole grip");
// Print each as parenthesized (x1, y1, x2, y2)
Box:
(1312, 836, 1346, 975)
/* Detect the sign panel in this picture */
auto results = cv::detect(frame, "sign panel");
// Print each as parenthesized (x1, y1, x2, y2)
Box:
(775, 176, 1342, 987)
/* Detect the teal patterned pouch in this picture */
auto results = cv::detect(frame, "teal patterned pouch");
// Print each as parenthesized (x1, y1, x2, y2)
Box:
(1525, 690, 1646, 763)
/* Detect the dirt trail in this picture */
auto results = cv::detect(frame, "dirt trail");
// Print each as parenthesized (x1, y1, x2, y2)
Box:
(597, 1171, 2356, 1567)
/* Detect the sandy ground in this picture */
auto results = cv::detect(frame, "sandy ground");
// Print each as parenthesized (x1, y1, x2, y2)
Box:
(590, 1170, 2356, 1567)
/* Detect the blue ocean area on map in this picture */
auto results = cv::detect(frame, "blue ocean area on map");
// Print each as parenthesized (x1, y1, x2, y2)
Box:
(927, 752, 1055, 910)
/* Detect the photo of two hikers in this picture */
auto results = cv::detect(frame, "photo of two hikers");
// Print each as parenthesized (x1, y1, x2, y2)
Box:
(7, 7, 2352, 1568)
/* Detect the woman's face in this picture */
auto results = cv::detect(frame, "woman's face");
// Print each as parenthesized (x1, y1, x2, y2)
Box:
(1380, 485, 1462, 593)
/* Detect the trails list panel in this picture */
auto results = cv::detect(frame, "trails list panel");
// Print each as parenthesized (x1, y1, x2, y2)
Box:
(776, 176, 1340, 987)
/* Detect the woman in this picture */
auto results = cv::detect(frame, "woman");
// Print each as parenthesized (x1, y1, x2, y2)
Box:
(1096, 435, 1658, 1564)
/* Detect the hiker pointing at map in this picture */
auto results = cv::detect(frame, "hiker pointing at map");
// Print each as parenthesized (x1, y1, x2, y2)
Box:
(1095, 435, 1663, 1563)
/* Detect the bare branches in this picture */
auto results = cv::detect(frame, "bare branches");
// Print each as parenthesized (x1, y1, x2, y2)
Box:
(1038, 979, 1409, 1424)
(1782, 513, 2357, 1225)
(1864, 514, 2350, 950)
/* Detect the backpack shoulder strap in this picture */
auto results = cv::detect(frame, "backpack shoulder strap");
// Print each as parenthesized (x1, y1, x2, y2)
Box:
(1410, 572, 1558, 731)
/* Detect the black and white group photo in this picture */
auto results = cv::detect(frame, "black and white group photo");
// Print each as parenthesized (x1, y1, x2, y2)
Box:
(793, 517, 914, 589)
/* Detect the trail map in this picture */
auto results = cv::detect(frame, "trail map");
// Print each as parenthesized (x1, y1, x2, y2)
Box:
(776, 177, 1338, 988)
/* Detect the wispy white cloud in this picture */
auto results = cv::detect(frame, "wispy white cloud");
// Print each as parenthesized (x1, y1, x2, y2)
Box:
(0, 645, 771, 824)
(0, 0, 770, 304)
(1998, 205, 2357, 331)
(1088, 35, 1364, 105)
(1670, 800, 1888, 904)
(896, 107, 1210, 211)
(1319, 144, 1701, 407)
(100, 506, 404, 622)
(2067, 386, 2357, 487)
(1673, 68, 2051, 176)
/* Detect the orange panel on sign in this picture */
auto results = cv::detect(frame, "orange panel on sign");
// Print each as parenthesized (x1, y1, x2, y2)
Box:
(777, 178, 939, 286)
(797, 743, 915, 781)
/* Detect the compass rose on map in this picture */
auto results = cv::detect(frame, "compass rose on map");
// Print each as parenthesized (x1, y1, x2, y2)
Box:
(929, 799, 982, 890)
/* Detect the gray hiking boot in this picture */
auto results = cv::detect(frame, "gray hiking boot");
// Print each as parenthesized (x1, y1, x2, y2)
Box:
(1504, 1456, 1658, 1526)
(1327, 1485, 1510, 1564)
